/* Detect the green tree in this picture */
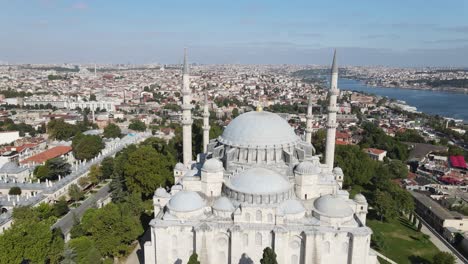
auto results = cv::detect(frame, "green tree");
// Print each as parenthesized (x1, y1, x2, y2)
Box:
(232, 108, 239, 118)
(68, 184, 84, 202)
(68, 236, 102, 264)
(100, 157, 114, 180)
(8, 186, 21, 195)
(89, 94, 97, 101)
(0, 218, 64, 264)
(122, 145, 173, 196)
(432, 252, 456, 264)
(34, 157, 71, 181)
(374, 190, 398, 221)
(187, 252, 201, 264)
(387, 159, 409, 179)
(53, 197, 70, 217)
(335, 145, 377, 187)
(260, 247, 278, 264)
(103, 123, 121, 138)
(72, 133, 105, 160)
(87, 164, 103, 185)
(47, 119, 80, 140)
(312, 129, 326, 154)
(79, 203, 143, 257)
(128, 119, 146, 131)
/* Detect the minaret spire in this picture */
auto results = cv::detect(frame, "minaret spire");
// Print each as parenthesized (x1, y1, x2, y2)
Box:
(181, 48, 193, 166)
(202, 91, 210, 153)
(305, 96, 313, 144)
(325, 49, 339, 170)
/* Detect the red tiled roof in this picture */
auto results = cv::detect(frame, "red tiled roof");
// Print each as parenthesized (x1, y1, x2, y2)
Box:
(450, 155, 467, 169)
(336, 132, 351, 139)
(336, 140, 350, 145)
(20, 146, 72, 164)
(364, 148, 387, 155)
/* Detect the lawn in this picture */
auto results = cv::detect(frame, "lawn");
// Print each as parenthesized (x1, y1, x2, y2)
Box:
(367, 216, 440, 264)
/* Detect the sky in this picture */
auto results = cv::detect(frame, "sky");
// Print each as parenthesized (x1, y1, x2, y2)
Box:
(0, 0, 467, 66)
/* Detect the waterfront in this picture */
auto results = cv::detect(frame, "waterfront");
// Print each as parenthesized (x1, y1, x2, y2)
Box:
(339, 78, 468, 122)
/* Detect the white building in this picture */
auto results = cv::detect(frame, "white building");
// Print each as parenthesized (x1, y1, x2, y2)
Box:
(0, 131, 20, 145)
(144, 51, 378, 264)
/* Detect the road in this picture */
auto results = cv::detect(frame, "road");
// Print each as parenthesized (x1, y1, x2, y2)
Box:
(52, 184, 111, 236)
(417, 214, 467, 264)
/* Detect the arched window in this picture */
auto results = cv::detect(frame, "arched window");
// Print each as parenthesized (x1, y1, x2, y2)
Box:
(267, 213, 273, 223)
(342, 242, 349, 253)
(218, 251, 226, 263)
(255, 233, 262, 246)
(171, 235, 177, 248)
(243, 233, 249, 246)
(245, 212, 250, 222)
(256, 210, 262, 222)
(324, 241, 330, 254)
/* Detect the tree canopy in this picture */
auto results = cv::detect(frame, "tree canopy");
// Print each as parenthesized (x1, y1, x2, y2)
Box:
(128, 119, 146, 131)
(260, 247, 278, 264)
(34, 157, 71, 181)
(103, 123, 121, 138)
(72, 133, 105, 160)
(432, 252, 456, 264)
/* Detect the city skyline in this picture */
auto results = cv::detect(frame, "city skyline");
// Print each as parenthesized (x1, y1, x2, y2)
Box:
(1, 0, 468, 66)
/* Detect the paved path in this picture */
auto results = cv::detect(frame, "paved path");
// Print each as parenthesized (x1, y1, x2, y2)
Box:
(52, 184, 110, 236)
(124, 229, 150, 264)
(417, 214, 466, 264)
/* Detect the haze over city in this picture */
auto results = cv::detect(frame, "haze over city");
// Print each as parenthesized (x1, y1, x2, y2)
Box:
(1, 0, 468, 66)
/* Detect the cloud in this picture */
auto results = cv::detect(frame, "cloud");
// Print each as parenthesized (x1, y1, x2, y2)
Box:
(71, 2, 88, 10)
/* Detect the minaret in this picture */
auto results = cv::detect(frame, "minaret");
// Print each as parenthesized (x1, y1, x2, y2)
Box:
(181, 48, 193, 166)
(202, 91, 210, 153)
(305, 96, 313, 144)
(325, 50, 339, 170)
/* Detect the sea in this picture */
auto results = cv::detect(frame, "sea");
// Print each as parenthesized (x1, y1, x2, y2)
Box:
(339, 78, 468, 122)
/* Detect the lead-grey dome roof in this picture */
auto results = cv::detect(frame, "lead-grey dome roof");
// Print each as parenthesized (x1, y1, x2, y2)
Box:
(155, 187, 170, 198)
(314, 195, 354, 218)
(295, 161, 321, 175)
(354, 193, 367, 204)
(280, 199, 306, 214)
(227, 167, 291, 194)
(219, 111, 299, 147)
(202, 158, 223, 172)
(212, 197, 235, 212)
(168, 191, 205, 212)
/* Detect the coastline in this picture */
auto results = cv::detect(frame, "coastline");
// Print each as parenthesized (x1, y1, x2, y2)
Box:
(344, 77, 468, 94)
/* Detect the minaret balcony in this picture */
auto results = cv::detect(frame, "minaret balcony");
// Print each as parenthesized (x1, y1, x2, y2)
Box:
(328, 106, 339, 112)
(181, 105, 193, 110)
(181, 120, 193, 126)
(182, 90, 191, 96)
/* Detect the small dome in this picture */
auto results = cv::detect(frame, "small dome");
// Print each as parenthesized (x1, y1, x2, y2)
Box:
(280, 199, 306, 214)
(295, 161, 321, 175)
(168, 191, 205, 212)
(219, 111, 299, 148)
(175, 162, 186, 171)
(333, 167, 344, 176)
(354, 193, 367, 204)
(314, 195, 354, 218)
(155, 187, 170, 198)
(228, 167, 291, 194)
(202, 158, 223, 172)
(212, 197, 235, 212)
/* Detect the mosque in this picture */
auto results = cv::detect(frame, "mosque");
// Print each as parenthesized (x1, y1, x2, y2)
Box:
(144, 50, 378, 264)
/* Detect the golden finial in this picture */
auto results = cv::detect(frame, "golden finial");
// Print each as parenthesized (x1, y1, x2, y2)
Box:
(256, 97, 263, 112)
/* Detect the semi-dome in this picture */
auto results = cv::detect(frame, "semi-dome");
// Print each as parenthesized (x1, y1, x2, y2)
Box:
(202, 158, 223, 172)
(219, 111, 299, 147)
(168, 191, 205, 212)
(314, 195, 354, 218)
(333, 167, 344, 176)
(295, 161, 321, 175)
(174, 162, 186, 171)
(280, 199, 306, 214)
(155, 187, 170, 198)
(212, 196, 235, 212)
(354, 193, 367, 204)
(227, 167, 291, 194)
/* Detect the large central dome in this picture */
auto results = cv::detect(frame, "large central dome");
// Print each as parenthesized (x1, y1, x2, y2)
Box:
(219, 111, 299, 147)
